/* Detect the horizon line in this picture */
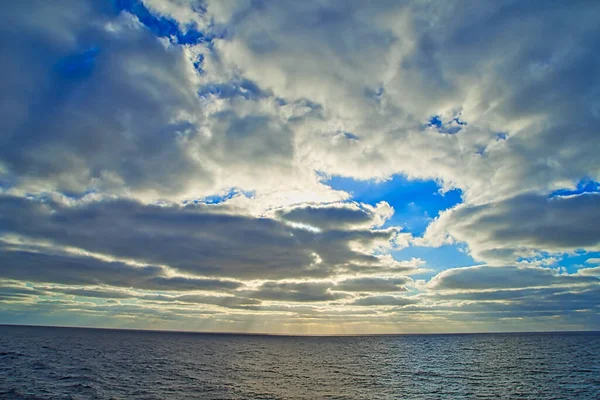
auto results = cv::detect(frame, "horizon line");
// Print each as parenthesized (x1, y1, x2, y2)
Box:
(2, 323, 598, 338)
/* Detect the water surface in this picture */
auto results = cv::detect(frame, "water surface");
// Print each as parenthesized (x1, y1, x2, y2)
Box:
(1, 325, 599, 399)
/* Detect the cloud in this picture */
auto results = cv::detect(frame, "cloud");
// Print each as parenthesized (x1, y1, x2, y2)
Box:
(143, 293, 261, 309)
(45, 287, 136, 299)
(424, 193, 600, 264)
(0, 283, 49, 301)
(578, 267, 600, 277)
(247, 281, 349, 303)
(0, 195, 407, 281)
(0, 282, 261, 310)
(3, 0, 600, 206)
(351, 295, 417, 307)
(0, 0, 208, 199)
(0, 0, 342, 206)
(342, 255, 425, 275)
(207, 0, 600, 203)
(276, 201, 393, 230)
(420, 278, 600, 327)
(0, 246, 241, 291)
(428, 265, 598, 291)
(430, 286, 599, 304)
(334, 277, 409, 293)
(141, 0, 210, 28)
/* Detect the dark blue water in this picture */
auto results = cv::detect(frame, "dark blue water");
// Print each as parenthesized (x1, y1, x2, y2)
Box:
(1, 325, 599, 399)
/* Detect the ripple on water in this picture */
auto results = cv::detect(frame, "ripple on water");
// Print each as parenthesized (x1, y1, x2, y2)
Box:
(0, 327, 599, 399)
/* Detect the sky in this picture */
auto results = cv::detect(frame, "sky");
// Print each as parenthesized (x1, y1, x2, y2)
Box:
(0, 0, 599, 335)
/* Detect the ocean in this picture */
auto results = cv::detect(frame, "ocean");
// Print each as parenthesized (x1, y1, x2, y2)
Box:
(1, 325, 599, 399)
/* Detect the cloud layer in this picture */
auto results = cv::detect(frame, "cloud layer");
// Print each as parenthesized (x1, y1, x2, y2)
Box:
(0, 0, 599, 333)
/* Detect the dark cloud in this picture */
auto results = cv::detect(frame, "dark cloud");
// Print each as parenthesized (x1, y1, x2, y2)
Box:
(0, 195, 401, 280)
(0, 284, 49, 301)
(0, 0, 301, 200)
(429, 265, 598, 291)
(143, 276, 242, 291)
(24, 285, 261, 310)
(146, 294, 260, 309)
(276, 202, 389, 230)
(426, 193, 600, 263)
(0, 0, 206, 197)
(351, 295, 417, 307)
(431, 287, 562, 302)
(45, 287, 134, 299)
(0, 246, 241, 291)
(248, 281, 349, 303)
(334, 277, 409, 292)
(417, 285, 600, 325)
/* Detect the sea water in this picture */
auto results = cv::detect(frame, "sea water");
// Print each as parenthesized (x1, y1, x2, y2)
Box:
(1, 325, 599, 399)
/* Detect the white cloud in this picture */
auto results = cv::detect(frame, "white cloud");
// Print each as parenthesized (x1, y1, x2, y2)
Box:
(142, 0, 210, 29)
(578, 267, 600, 277)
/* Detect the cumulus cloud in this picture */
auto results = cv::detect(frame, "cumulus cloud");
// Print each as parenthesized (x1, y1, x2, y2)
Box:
(0, 0, 344, 206)
(3, 0, 600, 204)
(207, 0, 600, 201)
(423, 193, 600, 264)
(0, 1, 207, 198)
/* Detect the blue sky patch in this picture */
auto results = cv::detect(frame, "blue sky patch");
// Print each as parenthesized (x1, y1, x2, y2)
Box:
(394, 244, 476, 279)
(427, 115, 467, 135)
(452, 117, 467, 126)
(185, 188, 254, 205)
(324, 174, 462, 236)
(193, 54, 205, 73)
(516, 250, 600, 274)
(339, 131, 359, 140)
(428, 115, 443, 128)
(550, 179, 600, 198)
(543, 250, 600, 273)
